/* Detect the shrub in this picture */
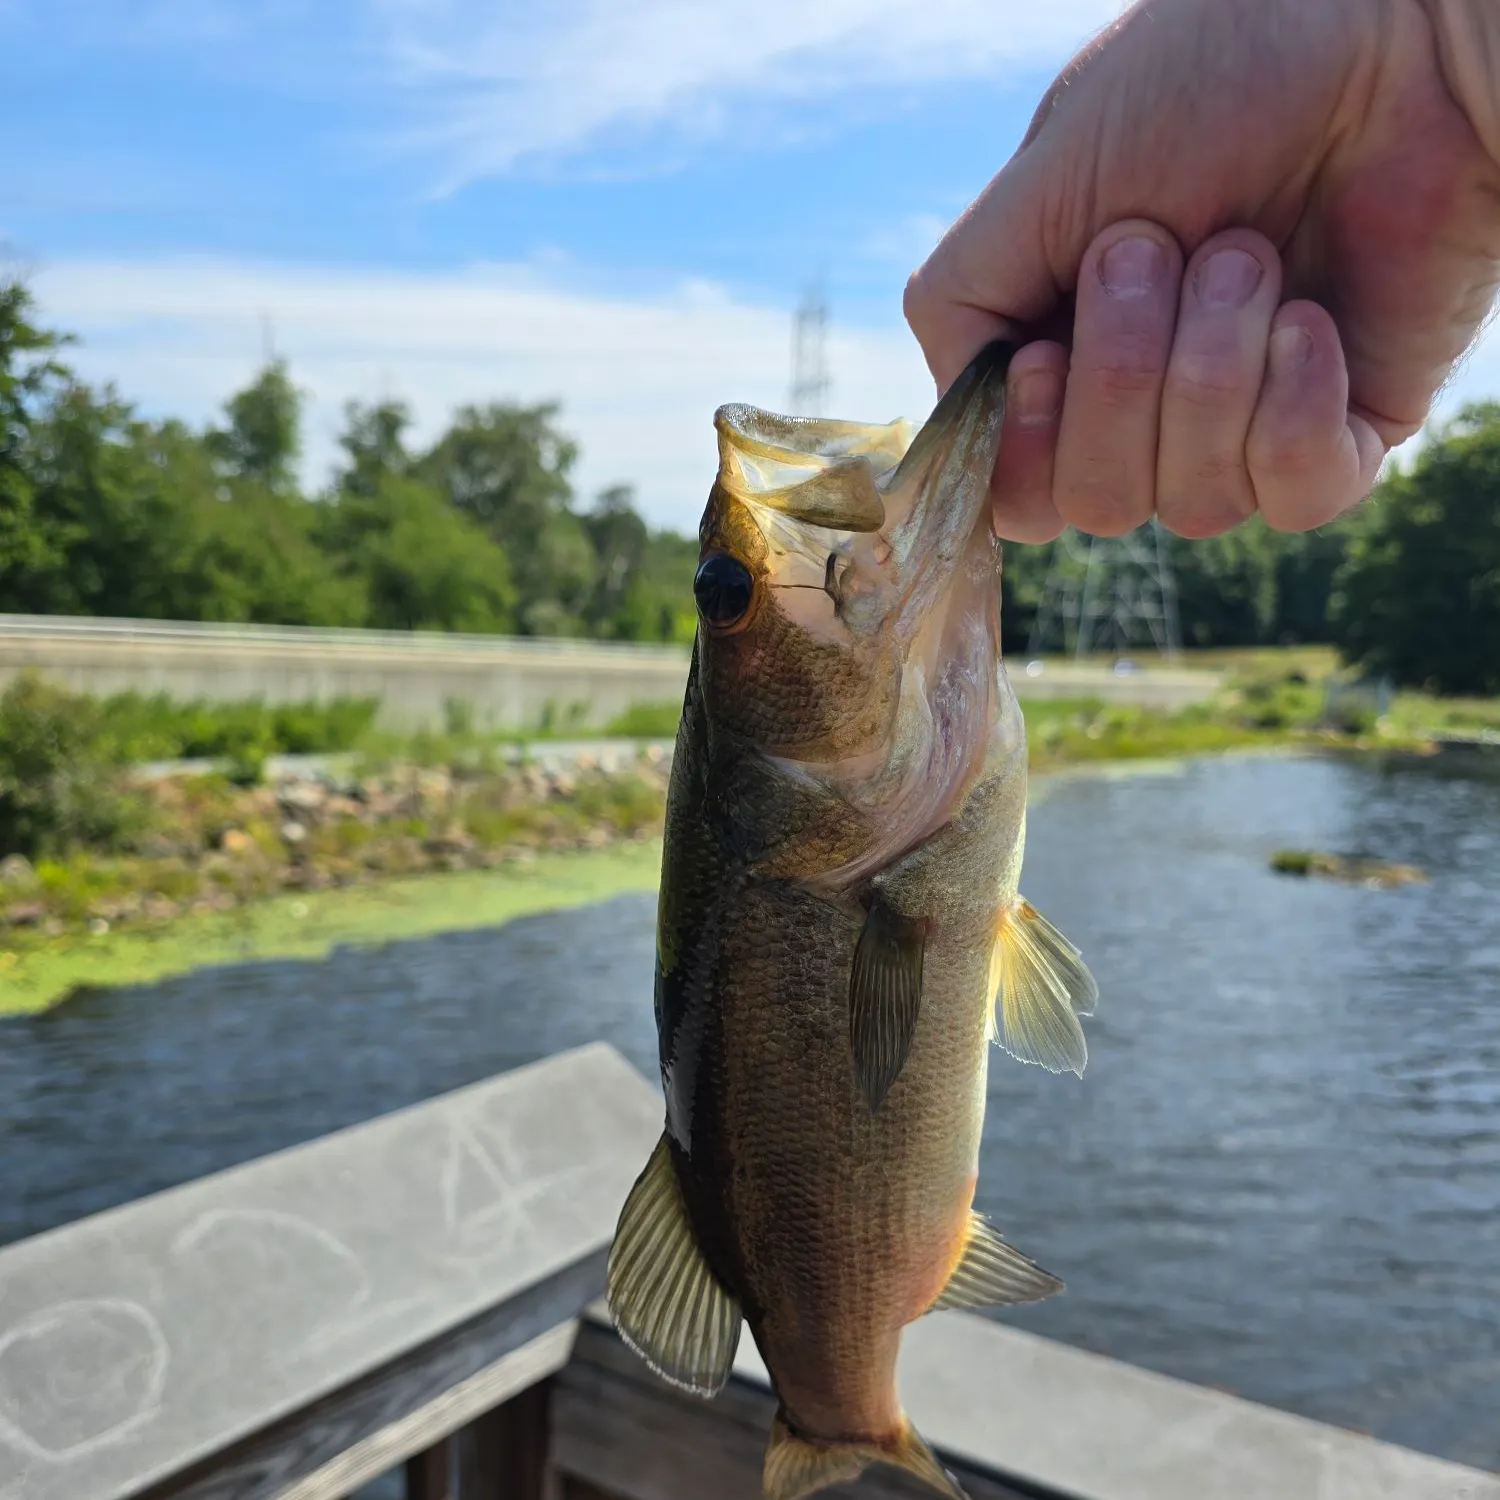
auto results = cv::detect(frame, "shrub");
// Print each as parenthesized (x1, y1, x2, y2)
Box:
(0, 674, 142, 858)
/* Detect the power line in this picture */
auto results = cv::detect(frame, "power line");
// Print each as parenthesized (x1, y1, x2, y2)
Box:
(1027, 521, 1182, 660)
(789, 282, 831, 417)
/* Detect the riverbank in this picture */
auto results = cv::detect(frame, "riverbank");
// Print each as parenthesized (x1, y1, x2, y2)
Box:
(4, 654, 1495, 1014)
(0, 841, 663, 1015)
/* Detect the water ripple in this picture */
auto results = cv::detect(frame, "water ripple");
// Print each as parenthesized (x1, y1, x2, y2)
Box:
(1, 755, 1497, 1472)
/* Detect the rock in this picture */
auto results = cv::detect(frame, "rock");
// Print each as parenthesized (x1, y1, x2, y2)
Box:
(417, 769, 454, 803)
(1270, 849, 1427, 889)
(88, 917, 110, 936)
(5, 902, 44, 927)
(423, 823, 477, 857)
(0, 854, 34, 888)
(278, 781, 327, 815)
(280, 821, 307, 845)
(220, 828, 256, 856)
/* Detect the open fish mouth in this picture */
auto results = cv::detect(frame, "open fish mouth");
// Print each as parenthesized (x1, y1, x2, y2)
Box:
(712, 344, 1012, 652)
(712, 343, 1019, 887)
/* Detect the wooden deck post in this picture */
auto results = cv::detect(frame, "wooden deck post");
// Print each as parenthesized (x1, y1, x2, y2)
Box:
(405, 1439, 453, 1500)
(455, 1380, 556, 1500)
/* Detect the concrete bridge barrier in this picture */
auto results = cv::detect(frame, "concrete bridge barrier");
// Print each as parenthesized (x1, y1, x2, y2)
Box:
(0, 615, 1221, 731)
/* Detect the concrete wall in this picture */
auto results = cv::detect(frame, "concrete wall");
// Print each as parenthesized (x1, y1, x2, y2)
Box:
(0, 615, 693, 731)
(0, 615, 1221, 730)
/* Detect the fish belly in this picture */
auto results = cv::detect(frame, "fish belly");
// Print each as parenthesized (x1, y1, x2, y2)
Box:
(687, 876, 994, 1443)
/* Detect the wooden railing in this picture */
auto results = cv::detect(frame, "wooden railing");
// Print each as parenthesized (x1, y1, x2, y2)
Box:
(1, 1044, 1493, 1500)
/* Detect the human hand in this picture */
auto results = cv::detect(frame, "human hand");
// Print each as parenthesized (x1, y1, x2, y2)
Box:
(904, 0, 1500, 542)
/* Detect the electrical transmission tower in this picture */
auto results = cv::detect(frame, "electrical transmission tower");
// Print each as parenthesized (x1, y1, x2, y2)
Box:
(1026, 522, 1183, 660)
(789, 282, 831, 417)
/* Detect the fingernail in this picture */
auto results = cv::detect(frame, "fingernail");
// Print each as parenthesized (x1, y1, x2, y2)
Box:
(1013, 367, 1063, 427)
(1100, 236, 1166, 299)
(1195, 248, 1263, 310)
(1269, 323, 1314, 375)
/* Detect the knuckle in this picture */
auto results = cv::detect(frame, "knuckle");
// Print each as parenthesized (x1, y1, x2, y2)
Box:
(1248, 425, 1328, 480)
(1085, 355, 1165, 406)
(1059, 462, 1151, 536)
(1160, 472, 1255, 537)
(1166, 352, 1256, 408)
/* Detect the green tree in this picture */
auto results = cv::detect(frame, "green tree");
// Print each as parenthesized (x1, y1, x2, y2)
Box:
(320, 473, 516, 633)
(417, 402, 597, 634)
(209, 359, 302, 491)
(1168, 523, 1281, 649)
(582, 484, 649, 630)
(0, 277, 73, 603)
(22, 389, 365, 625)
(339, 398, 412, 498)
(1333, 404, 1500, 694)
(1272, 524, 1349, 645)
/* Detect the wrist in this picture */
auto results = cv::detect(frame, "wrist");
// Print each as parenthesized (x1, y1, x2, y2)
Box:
(1423, 0, 1500, 163)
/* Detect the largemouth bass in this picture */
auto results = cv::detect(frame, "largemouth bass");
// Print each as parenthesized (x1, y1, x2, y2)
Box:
(607, 341, 1098, 1500)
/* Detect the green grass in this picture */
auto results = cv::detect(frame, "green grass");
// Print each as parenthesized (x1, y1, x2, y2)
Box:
(1383, 691, 1500, 739)
(601, 700, 682, 738)
(0, 840, 663, 1015)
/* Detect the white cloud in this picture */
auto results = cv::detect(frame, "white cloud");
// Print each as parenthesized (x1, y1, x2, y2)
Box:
(33, 252, 1499, 537)
(15, 1, 1128, 187)
(34, 256, 939, 532)
(380, 0, 1128, 184)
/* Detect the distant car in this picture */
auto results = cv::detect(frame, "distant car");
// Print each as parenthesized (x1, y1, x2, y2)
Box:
(1112, 658, 1138, 675)
(1024, 660, 1044, 677)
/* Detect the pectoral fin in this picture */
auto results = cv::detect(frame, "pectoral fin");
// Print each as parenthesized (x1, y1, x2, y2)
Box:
(606, 1134, 741, 1397)
(989, 897, 1098, 1077)
(931, 1212, 1064, 1312)
(765, 1411, 968, 1500)
(849, 902, 926, 1111)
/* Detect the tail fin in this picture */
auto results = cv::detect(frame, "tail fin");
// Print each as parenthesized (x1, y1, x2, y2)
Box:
(763, 1410, 968, 1500)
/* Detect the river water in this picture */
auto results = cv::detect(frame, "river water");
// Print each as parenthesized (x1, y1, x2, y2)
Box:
(3, 753, 1499, 1472)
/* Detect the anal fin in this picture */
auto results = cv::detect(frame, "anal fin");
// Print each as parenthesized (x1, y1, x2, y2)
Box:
(765, 1411, 968, 1500)
(606, 1134, 741, 1397)
(988, 896, 1098, 1077)
(931, 1212, 1064, 1312)
(849, 901, 927, 1111)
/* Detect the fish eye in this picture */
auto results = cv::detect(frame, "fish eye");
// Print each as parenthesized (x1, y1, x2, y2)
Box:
(693, 552, 755, 628)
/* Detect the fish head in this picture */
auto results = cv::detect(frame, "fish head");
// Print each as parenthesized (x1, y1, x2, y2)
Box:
(691, 405, 914, 764)
(690, 342, 1021, 882)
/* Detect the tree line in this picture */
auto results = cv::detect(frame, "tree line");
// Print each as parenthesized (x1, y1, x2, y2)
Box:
(1, 277, 1495, 694)
(1003, 405, 1500, 695)
(0, 279, 698, 644)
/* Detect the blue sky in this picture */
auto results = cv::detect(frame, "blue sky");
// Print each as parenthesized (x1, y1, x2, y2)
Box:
(3, 0, 1488, 529)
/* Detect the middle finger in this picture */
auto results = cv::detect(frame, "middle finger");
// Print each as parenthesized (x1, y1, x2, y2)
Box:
(1053, 221, 1182, 536)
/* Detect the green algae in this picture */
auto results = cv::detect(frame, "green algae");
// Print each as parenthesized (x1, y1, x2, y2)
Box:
(0, 840, 663, 1015)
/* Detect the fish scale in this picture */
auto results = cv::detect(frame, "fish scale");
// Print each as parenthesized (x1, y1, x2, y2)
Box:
(609, 341, 1099, 1500)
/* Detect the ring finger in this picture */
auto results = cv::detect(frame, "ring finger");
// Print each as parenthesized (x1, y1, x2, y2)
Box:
(1156, 230, 1283, 537)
